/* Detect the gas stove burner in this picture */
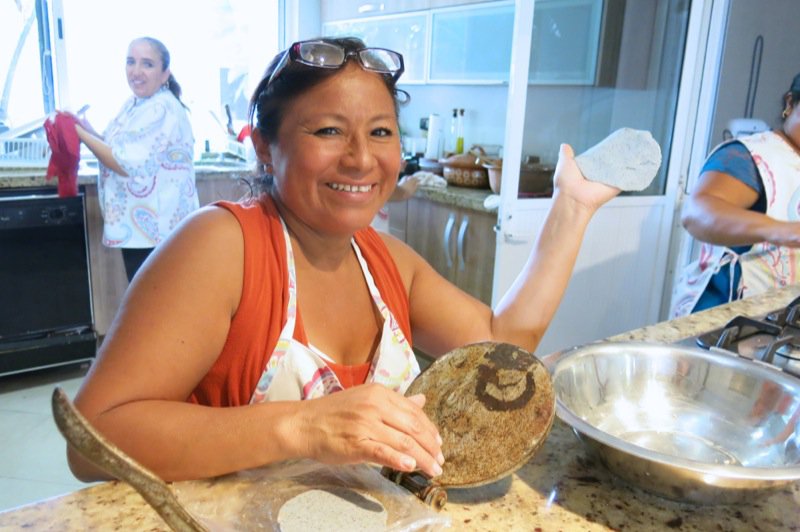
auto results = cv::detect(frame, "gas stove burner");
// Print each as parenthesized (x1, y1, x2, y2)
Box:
(775, 337, 800, 361)
(695, 316, 782, 351)
(693, 314, 800, 379)
(765, 295, 800, 327)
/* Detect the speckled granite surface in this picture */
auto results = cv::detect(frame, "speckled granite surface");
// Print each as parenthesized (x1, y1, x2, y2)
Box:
(0, 171, 492, 214)
(0, 165, 257, 189)
(416, 184, 494, 213)
(1, 283, 799, 531)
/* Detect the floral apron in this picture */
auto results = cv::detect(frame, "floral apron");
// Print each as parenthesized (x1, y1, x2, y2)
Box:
(671, 131, 800, 317)
(250, 217, 420, 403)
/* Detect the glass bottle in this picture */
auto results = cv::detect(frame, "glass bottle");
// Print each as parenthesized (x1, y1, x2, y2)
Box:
(447, 108, 458, 155)
(455, 108, 465, 154)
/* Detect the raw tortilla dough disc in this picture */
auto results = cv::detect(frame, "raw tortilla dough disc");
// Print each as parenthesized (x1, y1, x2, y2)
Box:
(575, 127, 662, 191)
(277, 487, 388, 531)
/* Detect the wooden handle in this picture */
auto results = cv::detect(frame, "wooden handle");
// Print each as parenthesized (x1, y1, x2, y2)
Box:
(51, 387, 209, 532)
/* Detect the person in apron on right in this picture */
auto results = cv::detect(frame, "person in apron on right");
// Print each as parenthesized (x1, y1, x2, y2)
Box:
(671, 72, 800, 317)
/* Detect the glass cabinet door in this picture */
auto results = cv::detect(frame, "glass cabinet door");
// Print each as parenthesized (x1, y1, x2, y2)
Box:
(428, 1, 514, 84)
(323, 13, 428, 83)
(518, 0, 691, 196)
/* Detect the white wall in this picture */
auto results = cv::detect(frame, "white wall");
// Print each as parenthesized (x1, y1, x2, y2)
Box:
(396, 84, 508, 152)
(708, 0, 800, 149)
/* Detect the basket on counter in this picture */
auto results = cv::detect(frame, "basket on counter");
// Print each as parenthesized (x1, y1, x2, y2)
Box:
(439, 146, 492, 189)
(0, 138, 51, 168)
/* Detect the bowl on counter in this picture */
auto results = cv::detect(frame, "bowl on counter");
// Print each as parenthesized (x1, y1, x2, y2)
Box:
(483, 157, 554, 196)
(418, 157, 444, 176)
(439, 147, 491, 189)
(543, 342, 800, 504)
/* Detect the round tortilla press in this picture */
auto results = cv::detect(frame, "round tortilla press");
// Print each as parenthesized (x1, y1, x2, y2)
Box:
(406, 341, 555, 488)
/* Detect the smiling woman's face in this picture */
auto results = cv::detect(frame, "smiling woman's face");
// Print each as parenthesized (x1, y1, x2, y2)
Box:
(260, 63, 402, 236)
(125, 40, 170, 99)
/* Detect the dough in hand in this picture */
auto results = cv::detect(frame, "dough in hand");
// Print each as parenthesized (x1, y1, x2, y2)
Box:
(277, 487, 387, 531)
(574, 128, 662, 191)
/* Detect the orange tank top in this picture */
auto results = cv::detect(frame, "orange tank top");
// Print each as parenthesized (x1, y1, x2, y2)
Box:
(188, 196, 412, 406)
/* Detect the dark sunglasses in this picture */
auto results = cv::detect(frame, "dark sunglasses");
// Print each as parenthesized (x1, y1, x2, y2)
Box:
(267, 39, 405, 87)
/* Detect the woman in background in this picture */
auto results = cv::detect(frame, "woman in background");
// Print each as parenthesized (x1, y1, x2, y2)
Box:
(671, 73, 800, 317)
(75, 36, 198, 282)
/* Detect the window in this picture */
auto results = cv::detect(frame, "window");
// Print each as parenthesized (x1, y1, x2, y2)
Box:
(1, 0, 279, 161)
(0, 0, 50, 136)
(60, 0, 279, 160)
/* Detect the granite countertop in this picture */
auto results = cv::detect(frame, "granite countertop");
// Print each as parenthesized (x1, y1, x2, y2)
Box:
(0, 170, 495, 216)
(0, 164, 257, 189)
(1, 290, 799, 530)
(415, 184, 496, 213)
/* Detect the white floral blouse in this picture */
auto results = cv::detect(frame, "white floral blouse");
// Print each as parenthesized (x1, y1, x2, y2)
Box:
(99, 88, 199, 248)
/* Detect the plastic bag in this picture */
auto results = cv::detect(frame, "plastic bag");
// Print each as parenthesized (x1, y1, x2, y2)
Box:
(173, 460, 451, 531)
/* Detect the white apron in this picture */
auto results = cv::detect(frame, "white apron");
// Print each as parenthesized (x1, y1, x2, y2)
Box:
(250, 217, 420, 403)
(671, 131, 800, 317)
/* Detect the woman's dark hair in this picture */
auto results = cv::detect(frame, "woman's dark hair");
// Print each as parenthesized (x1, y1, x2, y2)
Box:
(248, 36, 409, 145)
(787, 73, 800, 107)
(136, 36, 187, 109)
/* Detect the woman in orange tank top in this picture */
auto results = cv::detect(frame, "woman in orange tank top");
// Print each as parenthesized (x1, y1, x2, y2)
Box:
(67, 37, 620, 484)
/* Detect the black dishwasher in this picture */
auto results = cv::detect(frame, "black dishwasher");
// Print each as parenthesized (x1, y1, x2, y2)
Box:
(0, 186, 97, 376)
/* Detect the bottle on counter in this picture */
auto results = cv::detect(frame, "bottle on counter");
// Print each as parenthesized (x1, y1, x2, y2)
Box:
(455, 108, 465, 154)
(446, 108, 458, 155)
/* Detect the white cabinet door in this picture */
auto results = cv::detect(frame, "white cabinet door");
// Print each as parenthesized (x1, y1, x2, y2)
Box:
(322, 13, 428, 83)
(528, 0, 603, 85)
(428, 1, 514, 83)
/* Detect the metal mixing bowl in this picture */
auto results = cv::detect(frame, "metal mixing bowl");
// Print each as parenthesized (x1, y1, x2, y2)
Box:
(544, 342, 800, 504)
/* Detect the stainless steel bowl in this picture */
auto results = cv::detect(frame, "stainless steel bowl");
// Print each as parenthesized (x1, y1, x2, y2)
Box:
(544, 342, 800, 504)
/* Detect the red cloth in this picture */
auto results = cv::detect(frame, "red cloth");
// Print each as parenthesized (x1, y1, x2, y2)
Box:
(44, 112, 80, 197)
(189, 196, 413, 407)
(236, 125, 252, 143)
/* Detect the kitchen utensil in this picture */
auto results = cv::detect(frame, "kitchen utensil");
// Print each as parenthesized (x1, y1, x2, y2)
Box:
(439, 147, 490, 188)
(51, 387, 209, 532)
(388, 342, 554, 493)
(543, 342, 800, 504)
(224, 104, 236, 137)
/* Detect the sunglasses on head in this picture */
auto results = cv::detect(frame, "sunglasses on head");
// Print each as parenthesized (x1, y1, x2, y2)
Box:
(267, 39, 405, 88)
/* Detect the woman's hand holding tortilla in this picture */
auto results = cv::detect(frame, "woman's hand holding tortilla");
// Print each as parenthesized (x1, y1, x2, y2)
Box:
(295, 384, 444, 479)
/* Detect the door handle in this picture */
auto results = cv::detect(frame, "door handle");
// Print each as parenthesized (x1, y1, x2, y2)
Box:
(457, 216, 469, 271)
(443, 213, 456, 269)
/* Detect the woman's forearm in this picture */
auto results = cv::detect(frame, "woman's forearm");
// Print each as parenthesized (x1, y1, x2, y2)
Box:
(75, 124, 129, 176)
(682, 195, 800, 248)
(67, 399, 304, 482)
(491, 192, 595, 352)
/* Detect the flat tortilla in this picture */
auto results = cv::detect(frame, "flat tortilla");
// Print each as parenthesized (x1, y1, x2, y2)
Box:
(277, 487, 387, 531)
(575, 127, 662, 191)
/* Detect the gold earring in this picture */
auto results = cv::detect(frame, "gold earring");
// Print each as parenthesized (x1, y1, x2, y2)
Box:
(783, 108, 791, 119)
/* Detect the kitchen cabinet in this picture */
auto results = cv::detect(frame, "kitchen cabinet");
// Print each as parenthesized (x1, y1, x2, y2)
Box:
(528, 0, 603, 85)
(428, 1, 514, 83)
(392, 194, 495, 305)
(322, 12, 428, 82)
(321, 0, 514, 85)
(87, 175, 251, 337)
